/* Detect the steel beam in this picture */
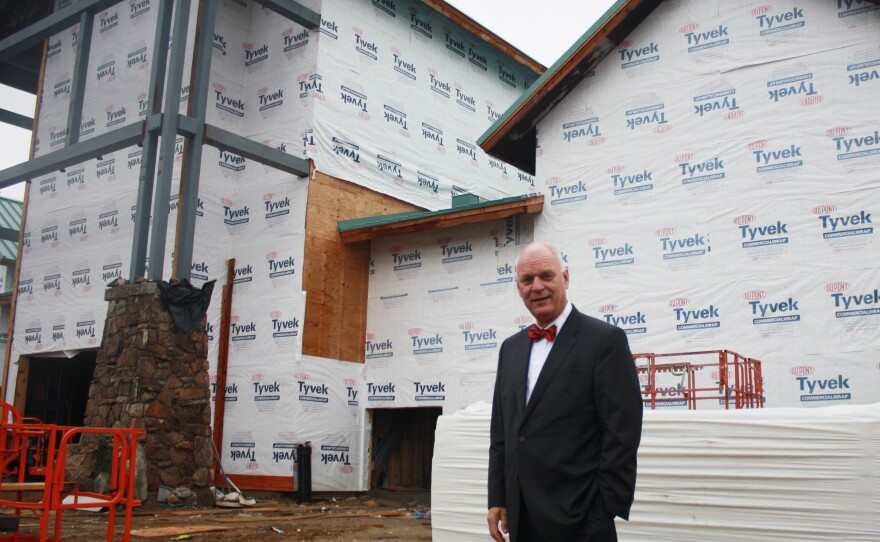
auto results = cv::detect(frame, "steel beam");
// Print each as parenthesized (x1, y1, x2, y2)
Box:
(148, 0, 192, 281)
(177, 114, 198, 138)
(174, 0, 218, 281)
(65, 10, 94, 147)
(0, 0, 120, 63)
(129, 0, 175, 281)
(204, 124, 311, 177)
(0, 227, 19, 243)
(0, 121, 145, 190)
(0, 109, 32, 131)
(253, 0, 321, 29)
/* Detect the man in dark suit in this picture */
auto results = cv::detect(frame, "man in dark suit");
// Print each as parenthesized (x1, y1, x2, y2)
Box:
(488, 242, 643, 542)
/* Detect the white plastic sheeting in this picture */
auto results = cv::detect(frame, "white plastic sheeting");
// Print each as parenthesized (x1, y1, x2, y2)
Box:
(365, 215, 532, 414)
(432, 402, 880, 542)
(16, 0, 542, 491)
(310, 0, 537, 210)
(366, 0, 880, 415)
(530, 0, 880, 408)
(17, 0, 317, 483)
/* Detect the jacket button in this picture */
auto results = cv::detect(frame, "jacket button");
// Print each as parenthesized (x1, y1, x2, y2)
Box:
(518, 436, 525, 443)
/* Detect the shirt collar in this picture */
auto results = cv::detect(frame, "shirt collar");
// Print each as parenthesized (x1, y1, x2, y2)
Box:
(540, 302, 572, 332)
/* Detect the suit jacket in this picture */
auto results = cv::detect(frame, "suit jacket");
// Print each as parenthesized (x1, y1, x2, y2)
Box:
(488, 307, 643, 540)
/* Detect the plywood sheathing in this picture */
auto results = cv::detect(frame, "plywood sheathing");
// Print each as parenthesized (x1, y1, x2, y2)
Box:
(302, 172, 420, 362)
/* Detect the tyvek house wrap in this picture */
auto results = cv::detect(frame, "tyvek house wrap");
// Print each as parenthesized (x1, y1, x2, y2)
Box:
(13, 0, 543, 490)
(364, 0, 880, 420)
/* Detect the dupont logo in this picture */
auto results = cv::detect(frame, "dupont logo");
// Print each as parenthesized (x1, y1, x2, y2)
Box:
(514, 315, 531, 330)
(743, 290, 766, 301)
(812, 204, 838, 215)
(825, 282, 850, 293)
(826, 126, 851, 137)
(748, 139, 769, 151)
(673, 152, 694, 164)
(668, 298, 689, 308)
(790, 366, 814, 377)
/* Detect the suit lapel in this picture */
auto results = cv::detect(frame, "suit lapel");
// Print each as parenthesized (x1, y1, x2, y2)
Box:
(522, 309, 582, 422)
(511, 331, 531, 408)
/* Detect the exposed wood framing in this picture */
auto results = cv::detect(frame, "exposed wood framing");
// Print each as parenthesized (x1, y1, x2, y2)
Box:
(339, 195, 544, 244)
(225, 474, 296, 492)
(212, 259, 235, 488)
(1, 38, 46, 403)
(302, 172, 419, 363)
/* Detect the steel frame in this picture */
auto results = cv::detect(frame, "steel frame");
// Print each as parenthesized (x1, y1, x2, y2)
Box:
(0, 0, 318, 281)
(634, 349, 764, 410)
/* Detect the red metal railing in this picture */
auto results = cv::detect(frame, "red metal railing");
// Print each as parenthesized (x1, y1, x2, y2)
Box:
(634, 350, 764, 410)
(0, 400, 143, 542)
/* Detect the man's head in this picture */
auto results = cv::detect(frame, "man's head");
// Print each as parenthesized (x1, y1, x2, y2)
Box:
(515, 243, 569, 328)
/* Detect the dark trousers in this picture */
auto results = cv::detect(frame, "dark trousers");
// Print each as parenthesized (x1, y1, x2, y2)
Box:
(517, 496, 618, 542)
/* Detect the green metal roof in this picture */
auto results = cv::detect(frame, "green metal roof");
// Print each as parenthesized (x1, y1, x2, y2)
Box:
(337, 194, 544, 243)
(338, 194, 526, 232)
(0, 196, 23, 261)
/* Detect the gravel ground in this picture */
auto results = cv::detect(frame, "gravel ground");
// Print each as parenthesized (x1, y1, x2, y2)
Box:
(3, 492, 435, 541)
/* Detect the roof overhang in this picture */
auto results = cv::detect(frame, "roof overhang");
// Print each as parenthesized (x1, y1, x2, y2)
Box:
(477, 0, 661, 174)
(338, 194, 544, 243)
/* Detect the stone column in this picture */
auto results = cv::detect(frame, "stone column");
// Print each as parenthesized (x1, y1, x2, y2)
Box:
(79, 281, 214, 505)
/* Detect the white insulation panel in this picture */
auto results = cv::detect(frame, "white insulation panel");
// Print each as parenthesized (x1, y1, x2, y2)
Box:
(432, 402, 880, 542)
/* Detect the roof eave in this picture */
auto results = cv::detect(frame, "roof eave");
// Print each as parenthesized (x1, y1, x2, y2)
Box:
(477, 0, 661, 174)
(337, 194, 544, 243)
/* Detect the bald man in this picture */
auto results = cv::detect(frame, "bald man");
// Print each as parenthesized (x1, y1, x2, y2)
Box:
(488, 243, 642, 541)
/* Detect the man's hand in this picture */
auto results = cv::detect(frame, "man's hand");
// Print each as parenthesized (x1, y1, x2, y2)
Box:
(487, 506, 508, 541)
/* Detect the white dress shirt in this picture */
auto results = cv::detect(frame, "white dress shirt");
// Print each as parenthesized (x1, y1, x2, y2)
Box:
(526, 302, 573, 404)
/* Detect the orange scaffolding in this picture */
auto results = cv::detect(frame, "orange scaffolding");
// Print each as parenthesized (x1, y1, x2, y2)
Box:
(634, 350, 764, 410)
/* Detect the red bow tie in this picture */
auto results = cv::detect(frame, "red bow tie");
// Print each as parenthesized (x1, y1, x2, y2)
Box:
(528, 324, 557, 342)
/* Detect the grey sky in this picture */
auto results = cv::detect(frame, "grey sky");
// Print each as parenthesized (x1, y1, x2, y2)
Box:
(0, 0, 618, 202)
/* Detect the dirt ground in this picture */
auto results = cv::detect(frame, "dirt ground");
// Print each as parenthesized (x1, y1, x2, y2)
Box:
(3, 490, 434, 541)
